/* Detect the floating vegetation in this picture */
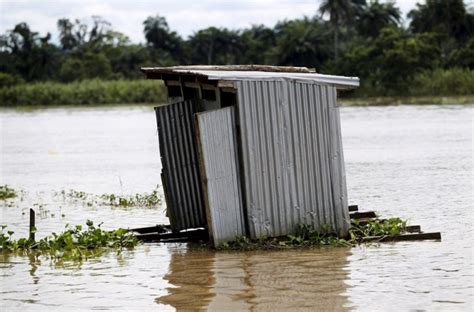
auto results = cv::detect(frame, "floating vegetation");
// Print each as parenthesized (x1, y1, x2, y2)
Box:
(0, 220, 140, 261)
(0, 185, 17, 200)
(100, 189, 161, 207)
(218, 218, 408, 250)
(54, 186, 162, 208)
(349, 218, 407, 242)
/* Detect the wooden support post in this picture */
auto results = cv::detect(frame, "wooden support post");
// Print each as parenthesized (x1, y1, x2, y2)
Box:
(348, 205, 358, 212)
(130, 224, 171, 234)
(350, 211, 377, 219)
(136, 228, 208, 243)
(405, 225, 421, 233)
(29, 208, 35, 242)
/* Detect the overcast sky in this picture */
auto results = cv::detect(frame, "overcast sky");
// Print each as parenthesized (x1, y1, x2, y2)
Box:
(1, 0, 420, 43)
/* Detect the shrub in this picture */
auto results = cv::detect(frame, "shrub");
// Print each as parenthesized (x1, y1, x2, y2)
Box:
(410, 68, 474, 96)
(0, 79, 166, 106)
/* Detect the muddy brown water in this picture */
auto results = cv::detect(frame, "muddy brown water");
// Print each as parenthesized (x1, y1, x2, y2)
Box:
(0, 105, 472, 310)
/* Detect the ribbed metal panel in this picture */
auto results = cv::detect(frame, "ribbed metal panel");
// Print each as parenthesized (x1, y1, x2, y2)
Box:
(196, 107, 245, 247)
(236, 80, 350, 238)
(155, 101, 206, 230)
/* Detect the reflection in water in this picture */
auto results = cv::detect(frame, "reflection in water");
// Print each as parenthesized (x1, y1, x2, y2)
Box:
(158, 247, 351, 311)
(27, 252, 40, 285)
(157, 247, 216, 310)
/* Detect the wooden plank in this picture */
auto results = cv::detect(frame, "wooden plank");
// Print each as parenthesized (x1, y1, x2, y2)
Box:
(165, 80, 181, 86)
(348, 205, 358, 212)
(350, 211, 377, 219)
(183, 81, 200, 89)
(361, 232, 441, 243)
(136, 229, 208, 242)
(201, 83, 217, 90)
(405, 225, 421, 233)
(130, 224, 170, 234)
(217, 80, 235, 88)
(220, 87, 237, 94)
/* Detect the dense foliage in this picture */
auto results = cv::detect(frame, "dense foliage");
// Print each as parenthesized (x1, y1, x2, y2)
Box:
(0, 221, 139, 261)
(0, 0, 472, 100)
(0, 79, 165, 106)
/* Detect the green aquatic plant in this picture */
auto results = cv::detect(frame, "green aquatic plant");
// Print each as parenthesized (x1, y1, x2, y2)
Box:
(0, 220, 140, 261)
(217, 218, 408, 250)
(348, 218, 407, 242)
(287, 224, 352, 247)
(99, 188, 161, 207)
(0, 185, 17, 200)
(55, 187, 162, 208)
(65, 189, 89, 200)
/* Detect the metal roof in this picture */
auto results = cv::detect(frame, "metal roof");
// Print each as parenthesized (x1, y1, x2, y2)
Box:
(141, 66, 360, 89)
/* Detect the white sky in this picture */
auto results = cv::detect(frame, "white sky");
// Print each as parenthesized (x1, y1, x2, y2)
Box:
(1, 0, 420, 43)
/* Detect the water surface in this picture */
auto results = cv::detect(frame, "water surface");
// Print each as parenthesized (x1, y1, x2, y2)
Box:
(1, 104, 472, 310)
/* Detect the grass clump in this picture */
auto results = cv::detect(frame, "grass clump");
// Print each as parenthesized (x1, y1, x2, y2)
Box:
(218, 218, 408, 250)
(0, 185, 17, 200)
(0, 220, 139, 261)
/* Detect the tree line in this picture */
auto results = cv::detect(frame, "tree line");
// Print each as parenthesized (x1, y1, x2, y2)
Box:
(0, 0, 472, 96)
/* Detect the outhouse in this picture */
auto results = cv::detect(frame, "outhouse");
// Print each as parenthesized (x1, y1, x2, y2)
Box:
(141, 65, 360, 246)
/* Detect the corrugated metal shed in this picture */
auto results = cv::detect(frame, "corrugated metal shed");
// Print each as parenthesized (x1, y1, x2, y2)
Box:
(195, 107, 245, 246)
(155, 100, 206, 231)
(144, 65, 359, 245)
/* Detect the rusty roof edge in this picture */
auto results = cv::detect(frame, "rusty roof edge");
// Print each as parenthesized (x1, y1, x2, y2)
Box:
(191, 70, 360, 89)
(204, 71, 360, 88)
(141, 67, 360, 89)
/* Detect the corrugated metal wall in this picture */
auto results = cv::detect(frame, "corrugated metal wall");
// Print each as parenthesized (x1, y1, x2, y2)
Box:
(155, 101, 206, 230)
(236, 80, 350, 238)
(195, 107, 246, 247)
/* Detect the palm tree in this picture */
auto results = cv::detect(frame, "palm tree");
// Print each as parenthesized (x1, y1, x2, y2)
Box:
(143, 15, 171, 50)
(357, 0, 401, 38)
(143, 15, 184, 64)
(272, 17, 331, 67)
(319, 0, 364, 62)
(408, 0, 470, 42)
(188, 27, 242, 65)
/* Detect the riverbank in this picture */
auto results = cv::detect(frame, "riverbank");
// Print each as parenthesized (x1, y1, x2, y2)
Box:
(339, 95, 474, 106)
(1, 76, 473, 107)
(0, 79, 166, 106)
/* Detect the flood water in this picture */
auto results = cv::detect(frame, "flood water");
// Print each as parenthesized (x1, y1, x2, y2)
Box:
(1, 104, 472, 310)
